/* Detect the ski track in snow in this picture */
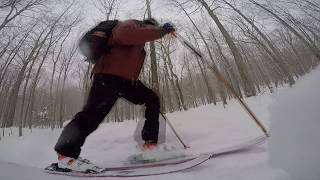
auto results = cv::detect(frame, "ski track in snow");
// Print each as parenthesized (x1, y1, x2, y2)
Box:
(5, 65, 320, 179)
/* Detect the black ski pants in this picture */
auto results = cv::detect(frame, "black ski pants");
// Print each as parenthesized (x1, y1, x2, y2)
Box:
(54, 74, 160, 158)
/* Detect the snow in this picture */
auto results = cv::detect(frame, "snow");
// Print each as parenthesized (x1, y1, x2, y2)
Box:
(1, 67, 319, 179)
(268, 67, 320, 180)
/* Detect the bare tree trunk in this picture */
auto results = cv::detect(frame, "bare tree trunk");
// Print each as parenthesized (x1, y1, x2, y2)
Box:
(160, 38, 188, 110)
(2, 63, 28, 128)
(198, 0, 256, 97)
(2, 24, 48, 128)
(184, 55, 198, 108)
(163, 67, 174, 112)
(208, 31, 242, 99)
(54, 65, 63, 127)
(0, 77, 11, 127)
(189, 34, 217, 105)
(0, 28, 32, 88)
(251, 51, 273, 93)
(19, 65, 34, 136)
(145, 0, 160, 95)
(26, 31, 56, 130)
(49, 29, 71, 129)
(163, 55, 181, 111)
(167, 52, 188, 110)
(172, 0, 217, 104)
(195, 54, 215, 104)
(59, 46, 76, 127)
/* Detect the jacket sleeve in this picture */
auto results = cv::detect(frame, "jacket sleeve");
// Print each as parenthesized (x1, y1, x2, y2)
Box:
(112, 20, 164, 45)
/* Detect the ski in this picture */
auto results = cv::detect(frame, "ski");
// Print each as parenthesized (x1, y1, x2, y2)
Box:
(45, 154, 210, 177)
(44, 136, 267, 177)
(110, 135, 267, 170)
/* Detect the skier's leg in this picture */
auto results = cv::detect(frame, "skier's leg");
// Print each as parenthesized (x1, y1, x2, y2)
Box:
(54, 75, 119, 158)
(121, 80, 160, 143)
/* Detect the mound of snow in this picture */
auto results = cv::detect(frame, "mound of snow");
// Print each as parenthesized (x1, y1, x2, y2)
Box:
(269, 66, 320, 180)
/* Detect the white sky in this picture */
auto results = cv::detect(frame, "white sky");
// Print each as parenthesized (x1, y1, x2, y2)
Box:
(78, 0, 184, 29)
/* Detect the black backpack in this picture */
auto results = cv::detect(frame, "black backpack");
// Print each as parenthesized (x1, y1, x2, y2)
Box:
(79, 20, 119, 64)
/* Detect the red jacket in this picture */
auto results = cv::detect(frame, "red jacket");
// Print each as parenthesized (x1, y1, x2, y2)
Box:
(93, 20, 163, 80)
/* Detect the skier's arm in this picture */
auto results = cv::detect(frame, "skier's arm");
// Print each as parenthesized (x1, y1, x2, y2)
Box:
(112, 20, 165, 45)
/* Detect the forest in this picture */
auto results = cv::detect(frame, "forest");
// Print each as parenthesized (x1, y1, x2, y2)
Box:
(0, 0, 319, 138)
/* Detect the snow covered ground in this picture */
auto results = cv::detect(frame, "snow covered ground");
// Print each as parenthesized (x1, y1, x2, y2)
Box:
(0, 67, 319, 180)
(268, 67, 320, 180)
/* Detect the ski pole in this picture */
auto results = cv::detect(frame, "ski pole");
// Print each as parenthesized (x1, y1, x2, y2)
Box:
(172, 32, 269, 137)
(160, 112, 190, 149)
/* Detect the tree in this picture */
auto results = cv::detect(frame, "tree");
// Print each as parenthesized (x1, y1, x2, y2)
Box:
(249, 0, 320, 61)
(0, 0, 44, 32)
(145, 0, 160, 96)
(222, 0, 295, 85)
(94, 0, 119, 20)
(197, 0, 256, 97)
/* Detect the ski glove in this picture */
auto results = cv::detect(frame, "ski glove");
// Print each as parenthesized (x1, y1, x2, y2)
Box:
(161, 23, 175, 34)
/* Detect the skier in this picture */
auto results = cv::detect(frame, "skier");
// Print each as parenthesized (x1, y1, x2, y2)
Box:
(53, 18, 175, 172)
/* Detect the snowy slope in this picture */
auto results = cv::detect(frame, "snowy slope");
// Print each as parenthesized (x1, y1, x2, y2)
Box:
(0, 94, 288, 180)
(0, 147, 287, 180)
(5, 65, 320, 180)
(269, 66, 320, 180)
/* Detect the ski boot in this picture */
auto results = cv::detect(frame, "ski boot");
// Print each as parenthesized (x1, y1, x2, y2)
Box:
(56, 154, 104, 173)
(142, 140, 158, 151)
